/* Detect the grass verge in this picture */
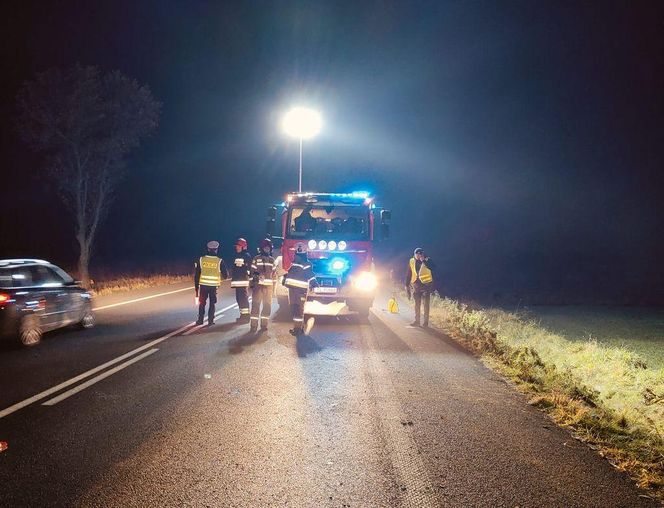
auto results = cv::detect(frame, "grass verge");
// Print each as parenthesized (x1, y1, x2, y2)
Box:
(416, 293, 664, 502)
(90, 274, 190, 296)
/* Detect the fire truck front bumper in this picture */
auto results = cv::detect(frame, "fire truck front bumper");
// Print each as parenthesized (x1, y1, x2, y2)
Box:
(303, 299, 352, 316)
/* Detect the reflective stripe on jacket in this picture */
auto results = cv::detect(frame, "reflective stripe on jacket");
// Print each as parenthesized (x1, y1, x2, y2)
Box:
(230, 250, 253, 287)
(199, 255, 222, 286)
(409, 257, 433, 284)
(252, 254, 276, 286)
(284, 262, 317, 291)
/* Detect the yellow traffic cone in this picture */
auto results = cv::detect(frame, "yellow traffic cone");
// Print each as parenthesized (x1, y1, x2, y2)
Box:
(387, 294, 399, 314)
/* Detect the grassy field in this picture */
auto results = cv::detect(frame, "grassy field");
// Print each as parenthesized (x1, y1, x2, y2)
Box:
(91, 274, 190, 296)
(418, 294, 664, 501)
(523, 305, 664, 370)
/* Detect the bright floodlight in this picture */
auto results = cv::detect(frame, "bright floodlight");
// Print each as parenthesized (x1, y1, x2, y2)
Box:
(282, 107, 322, 140)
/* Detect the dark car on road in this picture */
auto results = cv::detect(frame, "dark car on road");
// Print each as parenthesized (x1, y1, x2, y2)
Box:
(0, 259, 94, 346)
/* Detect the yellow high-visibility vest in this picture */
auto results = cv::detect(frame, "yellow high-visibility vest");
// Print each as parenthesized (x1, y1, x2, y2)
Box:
(199, 255, 222, 286)
(409, 257, 433, 284)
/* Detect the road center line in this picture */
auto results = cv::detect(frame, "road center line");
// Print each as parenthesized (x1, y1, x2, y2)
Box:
(92, 286, 195, 311)
(42, 349, 160, 406)
(0, 321, 195, 419)
(183, 302, 241, 335)
(0, 299, 242, 419)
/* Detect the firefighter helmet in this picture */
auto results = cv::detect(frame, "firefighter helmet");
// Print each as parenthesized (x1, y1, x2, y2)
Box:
(207, 240, 220, 251)
(414, 247, 424, 256)
(235, 238, 248, 250)
(260, 238, 273, 250)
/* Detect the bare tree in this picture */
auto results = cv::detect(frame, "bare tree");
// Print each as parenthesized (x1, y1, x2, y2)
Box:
(16, 65, 161, 287)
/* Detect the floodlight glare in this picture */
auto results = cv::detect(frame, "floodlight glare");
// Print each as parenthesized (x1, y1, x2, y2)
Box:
(282, 107, 322, 140)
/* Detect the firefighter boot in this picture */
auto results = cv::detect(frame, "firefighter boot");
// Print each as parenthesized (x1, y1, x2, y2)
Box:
(250, 317, 259, 332)
(260, 317, 269, 331)
(304, 317, 315, 335)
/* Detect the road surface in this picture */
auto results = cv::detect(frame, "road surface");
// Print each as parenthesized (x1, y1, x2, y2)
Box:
(0, 282, 655, 507)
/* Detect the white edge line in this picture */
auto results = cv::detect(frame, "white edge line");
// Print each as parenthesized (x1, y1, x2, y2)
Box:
(0, 321, 194, 419)
(43, 349, 160, 406)
(92, 286, 195, 311)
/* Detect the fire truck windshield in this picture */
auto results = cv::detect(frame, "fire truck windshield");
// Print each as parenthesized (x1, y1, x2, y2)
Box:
(287, 205, 369, 240)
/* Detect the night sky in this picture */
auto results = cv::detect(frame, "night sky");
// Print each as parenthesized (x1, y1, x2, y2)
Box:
(1, 0, 663, 303)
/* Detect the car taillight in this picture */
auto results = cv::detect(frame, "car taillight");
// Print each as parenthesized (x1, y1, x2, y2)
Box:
(0, 293, 10, 304)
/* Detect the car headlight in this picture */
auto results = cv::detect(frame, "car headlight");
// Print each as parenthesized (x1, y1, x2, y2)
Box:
(353, 271, 377, 291)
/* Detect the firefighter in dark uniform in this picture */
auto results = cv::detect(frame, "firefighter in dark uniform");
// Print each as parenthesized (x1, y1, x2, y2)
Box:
(283, 245, 318, 336)
(404, 247, 435, 328)
(230, 237, 252, 322)
(249, 238, 276, 332)
(194, 241, 228, 326)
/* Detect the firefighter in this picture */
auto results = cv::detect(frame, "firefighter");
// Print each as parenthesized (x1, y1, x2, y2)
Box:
(194, 241, 228, 326)
(404, 247, 435, 328)
(283, 245, 318, 336)
(249, 238, 276, 332)
(230, 237, 252, 322)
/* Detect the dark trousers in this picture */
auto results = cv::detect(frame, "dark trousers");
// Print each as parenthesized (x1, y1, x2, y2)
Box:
(413, 287, 431, 326)
(288, 289, 306, 328)
(250, 285, 273, 326)
(198, 285, 217, 324)
(235, 287, 250, 317)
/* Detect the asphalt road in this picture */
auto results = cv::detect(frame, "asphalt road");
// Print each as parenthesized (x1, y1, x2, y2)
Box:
(0, 282, 656, 507)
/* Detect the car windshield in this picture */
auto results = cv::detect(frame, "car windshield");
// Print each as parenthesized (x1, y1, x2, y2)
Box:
(287, 205, 369, 240)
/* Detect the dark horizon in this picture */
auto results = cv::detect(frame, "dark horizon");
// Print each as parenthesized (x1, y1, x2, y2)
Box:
(2, 0, 663, 304)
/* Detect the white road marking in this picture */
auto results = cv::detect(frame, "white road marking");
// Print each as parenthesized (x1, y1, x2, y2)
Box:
(0, 321, 196, 419)
(0, 294, 241, 418)
(42, 349, 160, 406)
(92, 286, 195, 311)
(183, 303, 239, 335)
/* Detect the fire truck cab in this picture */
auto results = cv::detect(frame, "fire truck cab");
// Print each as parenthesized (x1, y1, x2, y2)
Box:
(267, 192, 391, 318)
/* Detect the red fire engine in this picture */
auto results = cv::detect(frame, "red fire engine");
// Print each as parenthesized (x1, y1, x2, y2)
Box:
(267, 191, 391, 318)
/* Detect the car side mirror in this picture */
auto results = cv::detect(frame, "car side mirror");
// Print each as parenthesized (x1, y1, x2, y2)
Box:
(380, 209, 391, 240)
(266, 206, 278, 235)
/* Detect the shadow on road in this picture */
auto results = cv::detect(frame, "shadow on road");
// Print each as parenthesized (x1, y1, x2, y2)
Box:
(295, 334, 323, 357)
(227, 330, 269, 355)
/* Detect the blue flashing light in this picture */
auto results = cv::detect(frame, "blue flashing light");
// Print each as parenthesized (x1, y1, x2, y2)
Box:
(350, 191, 370, 198)
(328, 257, 349, 275)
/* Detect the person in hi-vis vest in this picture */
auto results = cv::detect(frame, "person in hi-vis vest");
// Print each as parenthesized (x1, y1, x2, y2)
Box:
(404, 247, 435, 328)
(194, 241, 228, 325)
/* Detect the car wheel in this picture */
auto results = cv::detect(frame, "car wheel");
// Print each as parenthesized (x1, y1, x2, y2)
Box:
(79, 307, 95, 329)
(19, 314, 42, 347)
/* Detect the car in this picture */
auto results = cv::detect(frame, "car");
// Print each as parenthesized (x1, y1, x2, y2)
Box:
(0, 259, 95, 346)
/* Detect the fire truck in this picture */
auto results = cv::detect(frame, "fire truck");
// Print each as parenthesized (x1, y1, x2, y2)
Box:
(267, 192, 391, 318)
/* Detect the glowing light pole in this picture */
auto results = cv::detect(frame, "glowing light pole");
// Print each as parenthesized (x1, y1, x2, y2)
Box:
(282, 107, 322, 192)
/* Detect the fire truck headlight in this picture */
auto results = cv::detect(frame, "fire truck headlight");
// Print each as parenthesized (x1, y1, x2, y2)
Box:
(328, 241, 337, 250)
(338, 241, 347, 251)
(308, 240, 317, 250)
(353, 271, 377, 291)
(318, 240, 328, 250)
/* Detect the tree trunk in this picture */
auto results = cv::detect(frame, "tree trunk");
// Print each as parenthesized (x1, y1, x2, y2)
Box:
(77, 235, 91, 289)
